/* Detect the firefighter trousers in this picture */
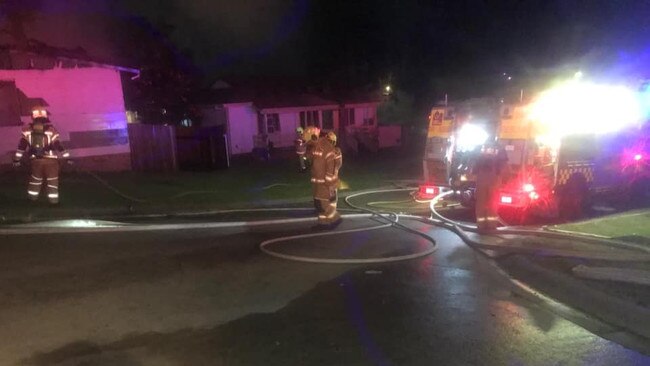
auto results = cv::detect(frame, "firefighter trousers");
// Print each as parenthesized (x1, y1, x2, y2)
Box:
(28, 158, 60, 204)
(314, 191, 340, 225)
(475, 181, 500, 231)
(298, 154, 307, 170)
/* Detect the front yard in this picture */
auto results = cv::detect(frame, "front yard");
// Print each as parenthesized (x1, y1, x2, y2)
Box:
(0, 150, 421, 221)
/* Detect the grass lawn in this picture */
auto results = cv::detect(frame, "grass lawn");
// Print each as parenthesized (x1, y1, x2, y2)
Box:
(550, 210, 650, 240)
(0, 149, 421, 219)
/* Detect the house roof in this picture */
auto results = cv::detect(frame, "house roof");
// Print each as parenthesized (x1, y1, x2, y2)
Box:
(196, 81, 379, 110)
(331, 90, 383, 105)
(0, 41, 139, 74)
(254, 93, 338, 109)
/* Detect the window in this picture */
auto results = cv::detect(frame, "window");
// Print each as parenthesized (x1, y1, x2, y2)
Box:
(258, 113, 280, 134)
(322, 110, 334, 130)
(265, 113, 280, 133)
(299, 111, 320, 128)
(344, 108, 355, 126)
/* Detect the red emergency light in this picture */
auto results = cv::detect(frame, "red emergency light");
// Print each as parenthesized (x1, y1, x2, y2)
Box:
(499, 183, 540, 207)
(418, 185, 440, 198)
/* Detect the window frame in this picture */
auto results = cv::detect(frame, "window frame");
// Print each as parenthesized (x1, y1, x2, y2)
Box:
(299, 110, 320, 128)
(322, 110, 334, 130)
(265, 113, 280, 134)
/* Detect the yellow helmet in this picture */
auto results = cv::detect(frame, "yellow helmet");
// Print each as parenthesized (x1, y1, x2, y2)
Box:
(303, 126, 320, 141)
(326, 131, 337, 145)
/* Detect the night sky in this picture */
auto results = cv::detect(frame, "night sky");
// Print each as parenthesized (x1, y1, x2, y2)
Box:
(3, 0, 650, 99)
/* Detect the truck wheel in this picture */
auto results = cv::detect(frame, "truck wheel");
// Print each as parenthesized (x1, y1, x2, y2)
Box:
(559, 173, 588, 221)
(459, 189, 475, 209)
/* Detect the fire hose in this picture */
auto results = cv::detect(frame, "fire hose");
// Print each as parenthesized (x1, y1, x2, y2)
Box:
(425, 190, 650, 258)
(22, 163, 650, 264)
(261, 188, 649, 265)
(260, 189, 440, 264)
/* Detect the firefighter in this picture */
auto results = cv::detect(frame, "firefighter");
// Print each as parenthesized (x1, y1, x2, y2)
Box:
(473, 141, 507, 232)
(295, 126, 308, 172)
(309, 130, 342, 228)
(13, 108, 71, 204)
(303, 126, 320, 165)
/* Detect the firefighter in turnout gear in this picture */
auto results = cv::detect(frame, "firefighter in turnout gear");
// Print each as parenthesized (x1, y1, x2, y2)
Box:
(473, 142, 508, 232)
(309, 130, 342, 228)
(13, 108, 71, 204)
(295, 127, 308, 172)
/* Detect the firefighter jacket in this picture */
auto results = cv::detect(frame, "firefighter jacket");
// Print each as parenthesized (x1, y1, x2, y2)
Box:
(14, 123, 70, 162)
(295, 137, 307, 155)
(310, 137, 339, 200)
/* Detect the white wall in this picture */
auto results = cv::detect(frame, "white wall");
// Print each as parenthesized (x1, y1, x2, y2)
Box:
(226, 103, 258, 155)
(0, 67, 130, 164)
(270, 112, 299, 148)
(356, 106, 377, 125)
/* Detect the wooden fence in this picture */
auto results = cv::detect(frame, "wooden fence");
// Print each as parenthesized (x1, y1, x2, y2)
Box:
(128, 124, 178, 172)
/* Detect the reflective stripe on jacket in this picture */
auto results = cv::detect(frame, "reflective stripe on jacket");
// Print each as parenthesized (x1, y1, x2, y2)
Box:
(14, 124, 69, 161)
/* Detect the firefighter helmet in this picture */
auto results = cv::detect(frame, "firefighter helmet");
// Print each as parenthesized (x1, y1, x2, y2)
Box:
(296, 126, 304, 135)
(327, 131, 337, 145)
(303, 126, 320, 142)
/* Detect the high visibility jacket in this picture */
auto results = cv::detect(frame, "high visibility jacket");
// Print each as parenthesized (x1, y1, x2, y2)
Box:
(310, 137, 339, 200)
(14, 123, 69, 162)
(295, 138, 307, 155)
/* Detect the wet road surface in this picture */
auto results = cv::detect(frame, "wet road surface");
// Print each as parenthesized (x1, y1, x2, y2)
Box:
(0, 215, 648, 365)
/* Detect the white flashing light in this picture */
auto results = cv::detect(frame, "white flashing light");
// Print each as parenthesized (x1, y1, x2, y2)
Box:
(634, 154, 643, 161)
(529, 80, 642, 136)
(456, 123, 489, 152)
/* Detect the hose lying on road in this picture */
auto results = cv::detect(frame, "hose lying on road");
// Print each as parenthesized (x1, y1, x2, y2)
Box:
(425, 190, 650, 259)
(260, 188, 439, 264)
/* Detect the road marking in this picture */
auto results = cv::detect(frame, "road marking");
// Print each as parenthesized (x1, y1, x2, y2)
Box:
(0, 214, 374, 236)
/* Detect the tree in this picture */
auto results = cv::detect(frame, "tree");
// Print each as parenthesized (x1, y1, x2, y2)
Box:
(377, 90, 416, 126)
(113, 17, 200, 125)
(0, 0, 39, 46)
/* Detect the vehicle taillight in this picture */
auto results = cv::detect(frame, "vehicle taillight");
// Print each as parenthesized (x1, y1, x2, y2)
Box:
(419, 185, 440, 197)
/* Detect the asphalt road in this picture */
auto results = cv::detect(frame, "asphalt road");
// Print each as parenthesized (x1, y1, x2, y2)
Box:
(1, 214, 649, 366)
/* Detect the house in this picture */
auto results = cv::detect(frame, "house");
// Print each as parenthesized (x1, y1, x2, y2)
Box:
(198, 81, 396, 157)
(0, 45, 138, 171)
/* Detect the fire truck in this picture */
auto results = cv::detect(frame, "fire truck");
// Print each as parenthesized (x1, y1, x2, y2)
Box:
(497, 101, 649, 222)
(420, 98, 499, 201)
(420, 80, 650, 222)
